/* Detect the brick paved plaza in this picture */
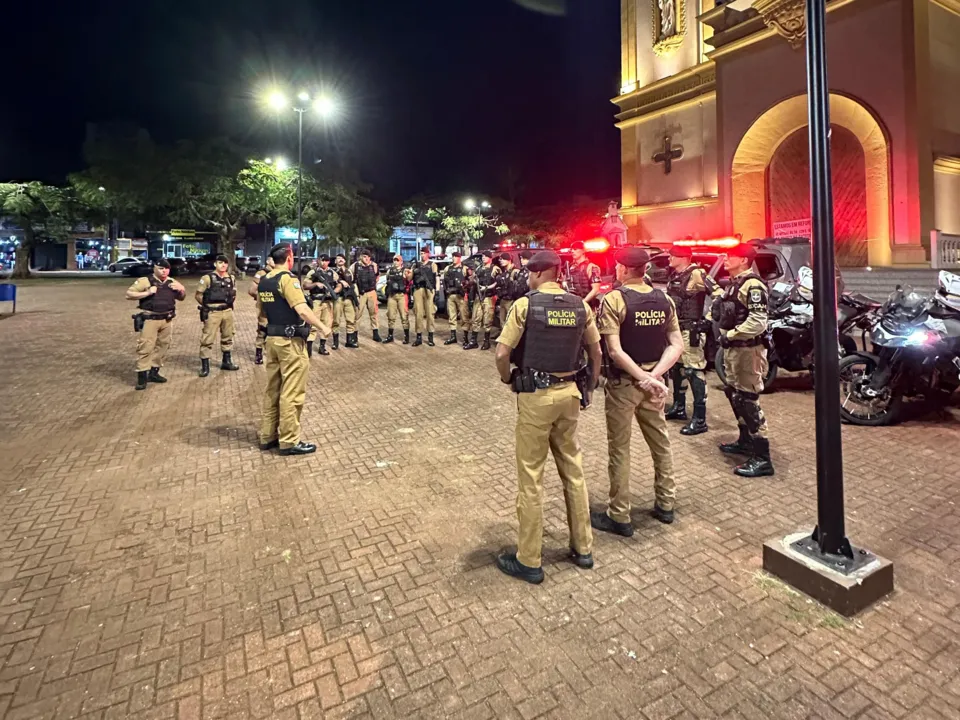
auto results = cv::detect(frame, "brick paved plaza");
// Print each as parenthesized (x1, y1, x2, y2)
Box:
(2, 279, 960, 720)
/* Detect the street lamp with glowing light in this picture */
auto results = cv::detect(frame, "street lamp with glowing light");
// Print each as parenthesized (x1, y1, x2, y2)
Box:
(267, 90, 287, 112)
(464, 199, 476, 211)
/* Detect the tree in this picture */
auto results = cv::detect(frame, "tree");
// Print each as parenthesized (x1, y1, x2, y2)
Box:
(0, 183, 75, 279)
(295, 174, 390, 255)
(433, 207, 509, 248)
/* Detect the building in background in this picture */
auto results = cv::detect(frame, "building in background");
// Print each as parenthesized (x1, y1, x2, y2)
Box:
(615, 0, 960, 267)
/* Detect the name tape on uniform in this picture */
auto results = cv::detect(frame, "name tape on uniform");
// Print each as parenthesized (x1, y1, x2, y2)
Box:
(546, 309, 579, 327)
(634, 309, 667, 326)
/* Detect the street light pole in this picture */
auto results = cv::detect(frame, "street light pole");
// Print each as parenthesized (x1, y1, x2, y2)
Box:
(297, 107, 304, 255)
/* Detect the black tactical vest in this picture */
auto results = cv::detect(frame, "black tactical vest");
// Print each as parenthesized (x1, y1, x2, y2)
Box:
(334, 266, 352, 296)
(511, 292, 587, 373)
(476, 264, 495, 292)
(139, 276, 179, 315)
(515, 267, 530, 297)
(386, 266, 406, 296)
(567, 261, 595, 298)
(444, 265, 465, 293)
(258, 271, 305, 332)
(356, 263, 377, 293)
(714, 272, 764, 330)
(618, 287, 672, 364)
(202, 273, 236, 308)
(415, 261, 436, 289)
(309, 267, 336, 301)
(498, 268, 518, 300)
(666, 266, 706, 324)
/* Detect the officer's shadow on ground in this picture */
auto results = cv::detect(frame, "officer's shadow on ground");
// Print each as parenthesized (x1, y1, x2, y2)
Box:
(460, 522, 518, 573)
(92, 361, 134, 383)
(178, 424, 260, 449)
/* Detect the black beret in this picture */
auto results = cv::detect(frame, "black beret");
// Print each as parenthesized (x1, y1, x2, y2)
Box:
(727, 243, 757, 260)
(452, 251, 462, 257)
(498, 252, 512, 262)
(527, 251, 561, 273)
(215, 254, 229, 263)
(669, 244, 692, 258)
(519, 249, 534, 260)
(360, 249, 371, 257)
(570, 240, 585, 251)
(154, 258, 171, 269)
(319, 254, 331, 262)
(420, 247, 431, 254)
(482, 250, 494, 259)
(614, 247, 650, 268)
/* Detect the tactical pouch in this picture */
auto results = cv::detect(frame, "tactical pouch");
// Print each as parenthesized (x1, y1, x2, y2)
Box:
(132, 313, 145, 332)
(511, 368, 536, 394)
(575, 368, 591, 409)
(689, 328, 702, 348)
(200, 306, 210, 323)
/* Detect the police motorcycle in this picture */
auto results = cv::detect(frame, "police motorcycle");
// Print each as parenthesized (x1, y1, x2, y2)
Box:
(838, 271, 960, 426)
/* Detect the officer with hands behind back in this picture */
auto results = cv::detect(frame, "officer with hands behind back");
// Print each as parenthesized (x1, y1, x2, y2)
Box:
(592, 247, 684, 535)
(126, 258, 186, 390)
(494, 250, 601, 585)
(711, 243, 775, 477)
(256, 243, 331, 457)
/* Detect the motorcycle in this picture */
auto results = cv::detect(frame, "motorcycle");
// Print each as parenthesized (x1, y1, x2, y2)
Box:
(838, 271, 960, 426)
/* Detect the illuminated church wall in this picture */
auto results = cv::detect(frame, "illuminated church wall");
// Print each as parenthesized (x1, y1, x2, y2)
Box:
(929, 2, 960, 158)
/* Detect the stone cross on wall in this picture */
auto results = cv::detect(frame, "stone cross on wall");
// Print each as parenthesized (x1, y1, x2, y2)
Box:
(653, 135, 684, 174)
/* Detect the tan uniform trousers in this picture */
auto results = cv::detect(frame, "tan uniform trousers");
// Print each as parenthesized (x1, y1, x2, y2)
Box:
(472, 296, 497, 332)
(136, 317, 174, 371)
(681, 329, 707, 374)
(333, 298, 357, 334)
(446, 293, 467, 331)
(307, 301, 334, 342)
(259, 336, 310, 449)
(255, 317, 267, 350)
(386, 293, 409, 330)
(356, 291, 380, 332)
(413, 288, 436, 333)
(604, 377, 676, 521)
(499, 299, 515, 329)
(199, 308, 235, 359)
(722, 345, 769, 439)
(515, 381, 593, 569)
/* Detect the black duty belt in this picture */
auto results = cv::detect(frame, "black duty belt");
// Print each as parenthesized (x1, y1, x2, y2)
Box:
(266, 324, 310, 339)
(144, 312, 175, 321)
(528, 370, 576, 389)
(203, 304, 231, 311)
(726, 337, 763, 348)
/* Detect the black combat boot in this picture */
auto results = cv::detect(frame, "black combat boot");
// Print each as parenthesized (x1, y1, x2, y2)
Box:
(412, 333, 423, 347)
(199, 359, 210, 377)
(373, 329, 383, 343)
(382, 330, 395, 344)
(318, 339, 329, 355)
(590, 511, 634, 538)
(403, 329, 410, 345)
(332, 334, 340, 350)
(495, 552, 544, 585)
(307, 341, 313, 358)
(427, 332, 435, 347)
(681, 375, 708, 436)
(444, 331, 458, 345)
(148, 367, 167, 383)
(221, 352, 239, 370)
(135, 371, 148, 391)
(664, 368, 687, 420)
(255, 347, 264, 364)
(735, 437, 775, 477)
(465, 332, 479, 350)
(719, 427, 752, 456)
(480, 332, 491, 350)
(345, 332, 359, 349)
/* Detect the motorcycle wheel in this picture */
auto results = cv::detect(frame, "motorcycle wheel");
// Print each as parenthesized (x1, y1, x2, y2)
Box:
(838, 354, 903, 426)
(715, 347, 728, 386)
(839, 335, 857, 357)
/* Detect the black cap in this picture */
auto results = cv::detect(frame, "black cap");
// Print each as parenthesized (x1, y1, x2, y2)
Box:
(498, 252, 512, 262)
(570, 240, 585, 251)
(360, 249, 371, 257)
(319, 254, 330, 262)
(155, 258, 171, 269)
(519, 249, 534, 260)
(482, 250, 493, 259)
(215, 254, 229, 263)
(452, 251, 462, 258)
(527, 251, 561, 273)
(614, 247, 650, 268)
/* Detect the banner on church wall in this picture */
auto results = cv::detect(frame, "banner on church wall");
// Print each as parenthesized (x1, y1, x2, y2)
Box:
(772, 218, 811, 239)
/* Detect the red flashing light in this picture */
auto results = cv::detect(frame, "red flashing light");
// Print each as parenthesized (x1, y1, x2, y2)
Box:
(673, 237, 741, 249)
(583, 238, 610, 252)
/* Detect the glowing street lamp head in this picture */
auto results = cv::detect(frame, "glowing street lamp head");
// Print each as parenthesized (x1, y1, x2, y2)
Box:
(481, 201, 491, 209)
(313, 96, 336, 117)
(464, 199, 476, 211)
(298, 91, 311, 103)
(267, 90, 287, 112)
(264, 157, 273, 165)
(274, 157, 290, 171)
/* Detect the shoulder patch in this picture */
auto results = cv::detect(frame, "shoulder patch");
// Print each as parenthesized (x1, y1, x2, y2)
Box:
(749, 288, 764, 304)
(293, 282, 301, 290)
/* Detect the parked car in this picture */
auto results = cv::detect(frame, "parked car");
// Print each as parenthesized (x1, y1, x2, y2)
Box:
(239, 256, 262, 275)
(108, 257, 147, 273)
(122, 261, 154, 278)
(185, 254, 216, 275)
(168, 258, 186, 277)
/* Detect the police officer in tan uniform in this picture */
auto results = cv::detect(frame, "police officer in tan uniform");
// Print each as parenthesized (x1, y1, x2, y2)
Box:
(257, 244, 331, 456)
(411, 248, 440, 347)
(664, 245, 710, 435)
(382, 254, 412, 344)
(350, 249, 381, 343)
(303, 255, 337, 357)
(496, 252, 520, 328)
(126, 258, 186, 390)
(474, 250, 501, 350)
(442, 252, 467, 345)
(566, 240, 603, 309)
(712, 243, 775, 477)
(195, 254, 239, 377)
(331, 254, 358, 349)
(250, 256, 276, 365)
(494, 250, 602, 584)
(592, 248, 684, 534)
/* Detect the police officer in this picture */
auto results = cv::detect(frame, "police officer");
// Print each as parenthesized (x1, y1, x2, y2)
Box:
(195, 254, 239, 377)
(664, 245, 710, 435)
(256, 244, 331, 456)
(331, 254, 358, 349)
(461, 265, 480, 350)
(303, 255, 337, 357)
(496, 252, 520, 328)
(411, 247, 440, 347)
(712, 243, 775, 477)
(591, 248, 684, 535)
(383, 254, 411, 344)
(494, 250, 601, 584)
(250, 256, 276, 364)
(566, 240, 602, 308)
(351, 249, 381, 343)
(474, 250, 501, 350)
(516, 249, 533, 295)
(442, 252, 467, 345)
(125, 258, 186, 390)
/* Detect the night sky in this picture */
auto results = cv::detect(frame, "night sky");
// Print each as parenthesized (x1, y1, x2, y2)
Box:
(3, 0, 621, 208)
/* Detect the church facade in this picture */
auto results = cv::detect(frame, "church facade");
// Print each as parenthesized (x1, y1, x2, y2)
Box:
(614, 0, 960, 266)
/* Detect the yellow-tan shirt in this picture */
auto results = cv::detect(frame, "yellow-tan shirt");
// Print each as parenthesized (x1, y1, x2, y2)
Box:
(598, 279, 680, 370)
(255, 267, 308, 320)
(685, 267, 707, 294)
(497, 281, 601, 350)
(728, 269, 768, 340)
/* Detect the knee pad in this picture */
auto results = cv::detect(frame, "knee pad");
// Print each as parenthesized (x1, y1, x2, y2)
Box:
(734, 393, 764, 434)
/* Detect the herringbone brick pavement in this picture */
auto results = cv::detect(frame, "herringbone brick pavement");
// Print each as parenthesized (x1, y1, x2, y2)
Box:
(1, 279, 959, 720)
